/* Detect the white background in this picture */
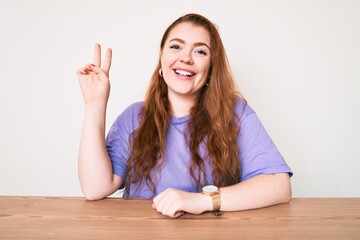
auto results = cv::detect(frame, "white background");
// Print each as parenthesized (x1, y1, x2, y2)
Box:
(1, 0, 359, 197)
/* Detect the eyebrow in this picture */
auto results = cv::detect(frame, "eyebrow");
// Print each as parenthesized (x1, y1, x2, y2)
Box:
(169, 38, 211, 50)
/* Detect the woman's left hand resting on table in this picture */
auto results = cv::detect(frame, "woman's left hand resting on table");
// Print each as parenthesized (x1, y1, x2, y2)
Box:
(152, 173, 291, 218)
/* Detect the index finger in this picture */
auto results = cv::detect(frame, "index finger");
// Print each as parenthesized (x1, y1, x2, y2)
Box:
(102, 48, 112, 75)
(152, 189, 165, 207)
(93, 43, 101, 67)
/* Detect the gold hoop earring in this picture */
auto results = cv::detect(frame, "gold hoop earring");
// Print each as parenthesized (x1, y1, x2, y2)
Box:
(159, 68, 163, 77)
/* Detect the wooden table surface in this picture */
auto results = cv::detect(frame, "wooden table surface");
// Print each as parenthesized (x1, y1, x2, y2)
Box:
(0, 197, 359, 239)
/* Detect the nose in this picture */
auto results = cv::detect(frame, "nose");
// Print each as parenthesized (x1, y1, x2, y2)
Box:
(180, 51, 193, 64)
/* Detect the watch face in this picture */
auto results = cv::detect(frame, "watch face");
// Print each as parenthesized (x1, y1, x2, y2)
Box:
(202, 185, 218, 193)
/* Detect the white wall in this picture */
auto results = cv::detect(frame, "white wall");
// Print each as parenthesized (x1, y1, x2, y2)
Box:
(1, 0, 359, 197)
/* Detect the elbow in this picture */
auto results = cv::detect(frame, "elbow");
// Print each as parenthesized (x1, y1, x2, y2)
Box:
(281, 189, 292, 204)
(279, 173, 292, 204)
(82, 189, 106, 201)
(84, 194, 103, 201)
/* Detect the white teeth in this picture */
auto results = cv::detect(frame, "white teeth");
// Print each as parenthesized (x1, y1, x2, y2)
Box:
(175, 70, 193, 76)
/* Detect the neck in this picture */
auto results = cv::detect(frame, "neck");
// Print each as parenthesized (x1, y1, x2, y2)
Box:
(168, 93, 197, 118)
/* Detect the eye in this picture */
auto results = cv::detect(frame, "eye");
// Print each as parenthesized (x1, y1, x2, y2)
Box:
(195, 49, 208, 56)
(169, 44, 181, 50)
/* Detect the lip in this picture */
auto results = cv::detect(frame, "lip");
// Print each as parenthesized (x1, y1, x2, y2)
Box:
(173, 67, 196, 79)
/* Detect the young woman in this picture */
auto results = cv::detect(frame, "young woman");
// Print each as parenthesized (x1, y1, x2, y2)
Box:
(77, 13, 293, 218)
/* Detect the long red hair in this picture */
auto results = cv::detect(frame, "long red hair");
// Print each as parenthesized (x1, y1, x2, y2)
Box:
(126, 13, 243, 195)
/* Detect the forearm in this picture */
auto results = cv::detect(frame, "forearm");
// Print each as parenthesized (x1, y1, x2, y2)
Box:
(78, 104, 119, 200)
(153, 173, 291, 218)
(218, 173, 292, 211)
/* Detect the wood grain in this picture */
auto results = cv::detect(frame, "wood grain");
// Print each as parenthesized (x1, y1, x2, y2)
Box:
(0, 197, 359, 239)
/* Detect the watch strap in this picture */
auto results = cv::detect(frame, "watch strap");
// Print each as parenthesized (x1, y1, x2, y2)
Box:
(212, 192, 221, 211)
(201, 186, 221, 212)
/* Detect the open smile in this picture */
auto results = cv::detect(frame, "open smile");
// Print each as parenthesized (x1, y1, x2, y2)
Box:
(173, 68, 195, 77)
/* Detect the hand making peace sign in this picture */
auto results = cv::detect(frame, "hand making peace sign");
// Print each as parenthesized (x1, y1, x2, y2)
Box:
(77, 43, 112, 106)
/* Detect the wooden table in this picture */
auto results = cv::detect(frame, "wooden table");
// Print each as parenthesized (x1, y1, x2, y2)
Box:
(0, 197, 359, 240)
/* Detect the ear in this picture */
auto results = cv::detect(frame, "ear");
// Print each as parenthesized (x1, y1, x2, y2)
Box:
(159, 49, 163, 61)
(158, 50, 163, 66)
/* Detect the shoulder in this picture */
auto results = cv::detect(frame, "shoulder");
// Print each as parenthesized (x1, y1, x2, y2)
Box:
(107, 101, 144, 141)
(116, 101, 144, 120)
(122, 101, 144, 115)
(112, 101, 144, 130)
(234, 97, 255, 120)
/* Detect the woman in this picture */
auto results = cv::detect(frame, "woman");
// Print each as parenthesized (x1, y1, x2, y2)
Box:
(77, 13, 292, 218)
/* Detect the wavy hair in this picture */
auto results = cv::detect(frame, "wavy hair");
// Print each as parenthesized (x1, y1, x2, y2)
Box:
(125, 13, 243, 196)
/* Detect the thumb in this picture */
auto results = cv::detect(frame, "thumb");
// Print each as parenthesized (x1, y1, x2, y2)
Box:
(173, 211, 185, 218)
(87, 64, 109, 82)
(88, 64, 104, 75)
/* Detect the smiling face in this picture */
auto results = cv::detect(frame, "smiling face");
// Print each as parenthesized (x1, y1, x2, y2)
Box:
(160, 22, 211, 106)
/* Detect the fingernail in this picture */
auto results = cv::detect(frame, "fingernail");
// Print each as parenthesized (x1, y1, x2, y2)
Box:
(91, 64, 95, 67)
(84, 69, 89, 73)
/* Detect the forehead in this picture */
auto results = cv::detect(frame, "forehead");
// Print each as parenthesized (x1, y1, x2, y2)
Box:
(166, 22, 211, 47)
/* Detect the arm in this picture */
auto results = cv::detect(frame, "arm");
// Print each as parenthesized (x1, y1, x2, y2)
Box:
(77, 43, 122, 200)
(218, 173, 291, 211)
(153, 102, 292, 217)
(152, 173, 291, 218)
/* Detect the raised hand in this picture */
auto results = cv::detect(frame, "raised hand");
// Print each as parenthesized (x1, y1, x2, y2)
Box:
(77, 43, 112, 106)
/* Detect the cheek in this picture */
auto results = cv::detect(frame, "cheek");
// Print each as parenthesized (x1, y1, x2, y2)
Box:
(161, 50, 177, 66)
(201, 62, 211, 77)
(160, 57, 174, 81)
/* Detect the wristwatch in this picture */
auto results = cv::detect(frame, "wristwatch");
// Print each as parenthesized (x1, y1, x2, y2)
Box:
(201, 185, 221, 212)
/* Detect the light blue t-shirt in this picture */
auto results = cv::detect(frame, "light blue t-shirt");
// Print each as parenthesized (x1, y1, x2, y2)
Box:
(106, 99, 292, 198)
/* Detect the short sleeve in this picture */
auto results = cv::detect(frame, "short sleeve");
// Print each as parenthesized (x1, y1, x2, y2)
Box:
(237, 102, 293, 181)
(106, 102, 143, 182)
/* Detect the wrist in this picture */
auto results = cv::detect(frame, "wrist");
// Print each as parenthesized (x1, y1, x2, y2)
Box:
(201, 185, 221, 212)
(84, 100, 108, 110)
(199, 192, 214, 212)
(84, 102, 107, 116)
